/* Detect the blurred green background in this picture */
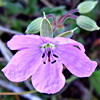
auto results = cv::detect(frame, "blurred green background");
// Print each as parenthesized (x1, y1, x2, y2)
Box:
(0, 0, 100, 100)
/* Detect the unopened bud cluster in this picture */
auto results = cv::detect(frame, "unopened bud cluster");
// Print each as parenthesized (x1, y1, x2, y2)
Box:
(25, 1, 99, 38)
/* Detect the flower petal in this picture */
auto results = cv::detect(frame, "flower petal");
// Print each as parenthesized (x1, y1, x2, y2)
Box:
(55, 44, 97, 77)
(2, 48, 42, 82)
(7, 35, 43, 50)
(31, 60, 65, 94)
(54, 37, 85, 52)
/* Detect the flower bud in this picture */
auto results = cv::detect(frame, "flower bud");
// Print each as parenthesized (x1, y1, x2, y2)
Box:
(76, 15, 99, 31)
(77, 1, 98, 14)
(40, 12, 53, 38)
(25, 17, 42, 34)
(57, 27, 78, 38)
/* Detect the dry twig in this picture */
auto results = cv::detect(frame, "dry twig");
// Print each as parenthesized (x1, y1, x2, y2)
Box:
(0, 79, 43, 100)
(0, 26, 23, 35)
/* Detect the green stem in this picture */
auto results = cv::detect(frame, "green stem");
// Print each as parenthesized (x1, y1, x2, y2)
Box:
(0, 76, 78, 95)
(0, 90, 37, 95)
(66, 75, 78, 83)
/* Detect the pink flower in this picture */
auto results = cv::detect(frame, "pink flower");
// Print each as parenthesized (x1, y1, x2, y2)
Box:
(2, 35, 97, 94)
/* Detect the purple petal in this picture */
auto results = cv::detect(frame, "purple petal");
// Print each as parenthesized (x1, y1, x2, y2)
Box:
(55, 44, 97, 77)
(31, 60, 65, 94)
(7, 35, 43, 50)
(2, 48, 42, 82)
(54, 37, 85, 52)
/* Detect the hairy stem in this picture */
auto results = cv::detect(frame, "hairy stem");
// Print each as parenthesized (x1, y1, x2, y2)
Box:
(0, 78, 42, 100)
(53, 14, 78, 32)
(0, 90, 37, 95)
(58, 8, 78, 23)
(46, 14, 56, 25)
(60, 14, 78, 24)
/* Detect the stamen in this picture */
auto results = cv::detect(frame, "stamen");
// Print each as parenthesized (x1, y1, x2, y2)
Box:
(42, 53, 45, 58)
(53, 54, 59, 58)
(73, 45, 81, 50)
(51, 60, 56, 64)
(48, 51, 51, 56)
(43, 61, 46, 64)
(48, 51, 51, 62)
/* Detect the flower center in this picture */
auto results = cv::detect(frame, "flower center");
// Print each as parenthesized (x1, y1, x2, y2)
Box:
(40, 43, 56, 51)
(40, 43, 59, 64)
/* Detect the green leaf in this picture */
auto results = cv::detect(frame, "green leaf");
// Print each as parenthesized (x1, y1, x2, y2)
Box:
(49, 6, 66, 13)
(40, 13, 53, 38)
(0, 1, 6, 7)
(25, 17, 43, 34)
(4, 2, 23, 14)
(41, 6, 66, 16)
(23, 0, 38, 15)
(77, 1, 98, 14)
(76, 15, 99, 31)
(89, 70, 100, 96)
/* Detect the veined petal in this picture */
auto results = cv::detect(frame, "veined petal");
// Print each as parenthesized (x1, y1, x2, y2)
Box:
(2, 48, 42, 82)
(55, 44, 97, 77)
(31, 60, 65, 94)
(7, 35, 43, 50)
(54, 37, 85, 52)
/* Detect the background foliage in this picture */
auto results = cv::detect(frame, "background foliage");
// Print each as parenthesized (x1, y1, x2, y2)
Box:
(0, 0, 100, 100)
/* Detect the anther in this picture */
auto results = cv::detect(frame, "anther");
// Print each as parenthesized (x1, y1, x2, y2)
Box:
(48, 51, 51, 56)
(53, 54, 59, 58)
(73, 45, 81, 50)
(43, 61, 46, 64)
(42, 53, 45, 58)
(51, 60, 56, 64)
